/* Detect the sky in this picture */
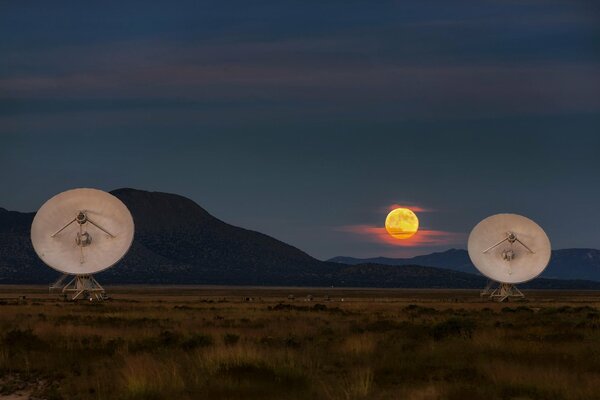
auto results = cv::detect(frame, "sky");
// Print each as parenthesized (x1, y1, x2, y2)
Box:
(1, 0, 599, 260)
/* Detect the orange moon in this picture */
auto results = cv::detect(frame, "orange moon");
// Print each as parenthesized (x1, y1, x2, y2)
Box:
(385, 208, 419, 239)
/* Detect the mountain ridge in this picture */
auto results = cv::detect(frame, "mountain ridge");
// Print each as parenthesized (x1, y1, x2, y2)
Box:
(0, 188, 599, 288)
(329, 248, 600, 282)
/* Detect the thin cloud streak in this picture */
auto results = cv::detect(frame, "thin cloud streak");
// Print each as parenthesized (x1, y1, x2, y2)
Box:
(1, 33, 599, 118)
(336, 224, 466, 247)
(384, 204, 435, 213)
(2, 64, 598, 121)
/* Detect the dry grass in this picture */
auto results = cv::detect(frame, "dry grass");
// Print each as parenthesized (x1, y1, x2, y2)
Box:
(0, 287, 599, 399)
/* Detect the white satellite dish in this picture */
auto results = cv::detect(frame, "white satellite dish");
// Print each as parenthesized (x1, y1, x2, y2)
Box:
(31, 188, 134, 300)
(468, 213, 551, 301)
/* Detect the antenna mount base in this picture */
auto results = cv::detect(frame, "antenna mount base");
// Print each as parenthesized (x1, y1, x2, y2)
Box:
(481, 281, 524, 302)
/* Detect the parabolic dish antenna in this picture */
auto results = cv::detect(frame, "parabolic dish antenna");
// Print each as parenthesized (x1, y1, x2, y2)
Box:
(468, 213, 551, 301)
(31, 188, 134, 300)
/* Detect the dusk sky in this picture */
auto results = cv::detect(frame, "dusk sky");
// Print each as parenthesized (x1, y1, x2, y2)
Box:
(1, 1, 599, 260)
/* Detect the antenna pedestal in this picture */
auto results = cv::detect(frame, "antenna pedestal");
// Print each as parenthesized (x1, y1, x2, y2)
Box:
(482, 282, 524, 302)
(49, 274, 69, 292)
(53, 275, 106, 301)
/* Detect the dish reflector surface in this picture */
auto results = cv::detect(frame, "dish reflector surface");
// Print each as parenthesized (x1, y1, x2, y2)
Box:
(31, 188, 134, 275)
(468, 214, 551, 284)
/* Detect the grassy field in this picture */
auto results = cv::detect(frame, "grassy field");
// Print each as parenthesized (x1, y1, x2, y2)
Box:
(1, 286, 600, 400)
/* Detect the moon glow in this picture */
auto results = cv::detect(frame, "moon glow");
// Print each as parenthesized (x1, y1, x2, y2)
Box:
(385, 208, 419, 239)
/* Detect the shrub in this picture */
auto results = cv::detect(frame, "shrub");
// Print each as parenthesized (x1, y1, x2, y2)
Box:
(514, 306, 534, 313)
(181, 334, 213, 350)
(404, 304, 437, 315)
(158, 330, 181, 346)
(3, 328, 45, 351)
(364, 319, 398, 332)
(284, 335, 301, 348)
(431, 318, 476, 341)
(223, 333, 240, 346)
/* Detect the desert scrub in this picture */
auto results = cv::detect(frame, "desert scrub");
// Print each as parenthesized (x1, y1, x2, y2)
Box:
(0, 288, 599, 399)
(128, 330, 213, 352)
(223, 333, 240, 345)
(181, 333, 214, 350)
(339, 333, 377, 357)
(121, 354, 184, 400)
(3, 329, 45, 352)
(187, 345, 310, 399)
(431, 318, 476, 341)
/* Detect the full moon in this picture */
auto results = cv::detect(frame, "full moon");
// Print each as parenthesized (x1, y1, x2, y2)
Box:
(385, 208, 419, 239)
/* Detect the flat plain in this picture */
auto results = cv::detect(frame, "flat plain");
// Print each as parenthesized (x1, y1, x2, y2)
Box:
(0, 286, 600, 400)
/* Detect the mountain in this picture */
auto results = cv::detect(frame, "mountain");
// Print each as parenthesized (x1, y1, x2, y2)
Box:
(334, 263, 485, 288)
(0, 188, 339, 285)
(1, 188, 599, 288)
(329, 248, 600, 282)
(544, 249, 600, 281)
(0, 188, 338, 285)
(0, 207, 58, 283)
(330, 249, 473, 273)
(333, 263, 600, 289)
(105, 188, 339, 285)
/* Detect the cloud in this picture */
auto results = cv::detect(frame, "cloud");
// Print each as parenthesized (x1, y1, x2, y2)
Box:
(1, 34, 599, 119)
(384, 203, 434, 213)
(336, 224, 465, 247)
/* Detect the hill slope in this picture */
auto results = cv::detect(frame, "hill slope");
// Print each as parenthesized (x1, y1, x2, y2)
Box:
(105, 188, 337, 285)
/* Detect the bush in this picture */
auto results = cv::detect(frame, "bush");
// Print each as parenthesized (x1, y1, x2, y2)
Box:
(181, 334, 213, 350)
(431, 318, 476, 341)
(223, 333, 240, 346)
(3, 328, 45, 351)
(514, 306, 533, 313)
(364, 319, 398, 332)
(404, 304, 437, 315)
(158, 330, 181, 346)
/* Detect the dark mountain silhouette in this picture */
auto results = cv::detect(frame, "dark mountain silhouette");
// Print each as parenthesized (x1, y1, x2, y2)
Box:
(1, 188, 599, 288)
(329, 248, 600, 282)
(0, 189, 338, 285)
(330, 249, 473, 273)
(543, 249, 600, 281)
(333, 263, 600, 290)
(104, 188, 339, 285)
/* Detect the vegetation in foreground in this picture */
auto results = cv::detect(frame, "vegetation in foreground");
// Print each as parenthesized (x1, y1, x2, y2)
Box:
(0, 287, 600, 400)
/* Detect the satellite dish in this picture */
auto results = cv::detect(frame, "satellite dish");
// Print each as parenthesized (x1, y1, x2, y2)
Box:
(468, 213, 551, 301)
(31, 188, 134, 300)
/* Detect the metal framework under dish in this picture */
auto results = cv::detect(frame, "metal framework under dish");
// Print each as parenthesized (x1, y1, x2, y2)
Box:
(50, 274, 106, 301)
(480, 280, 524, 302)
